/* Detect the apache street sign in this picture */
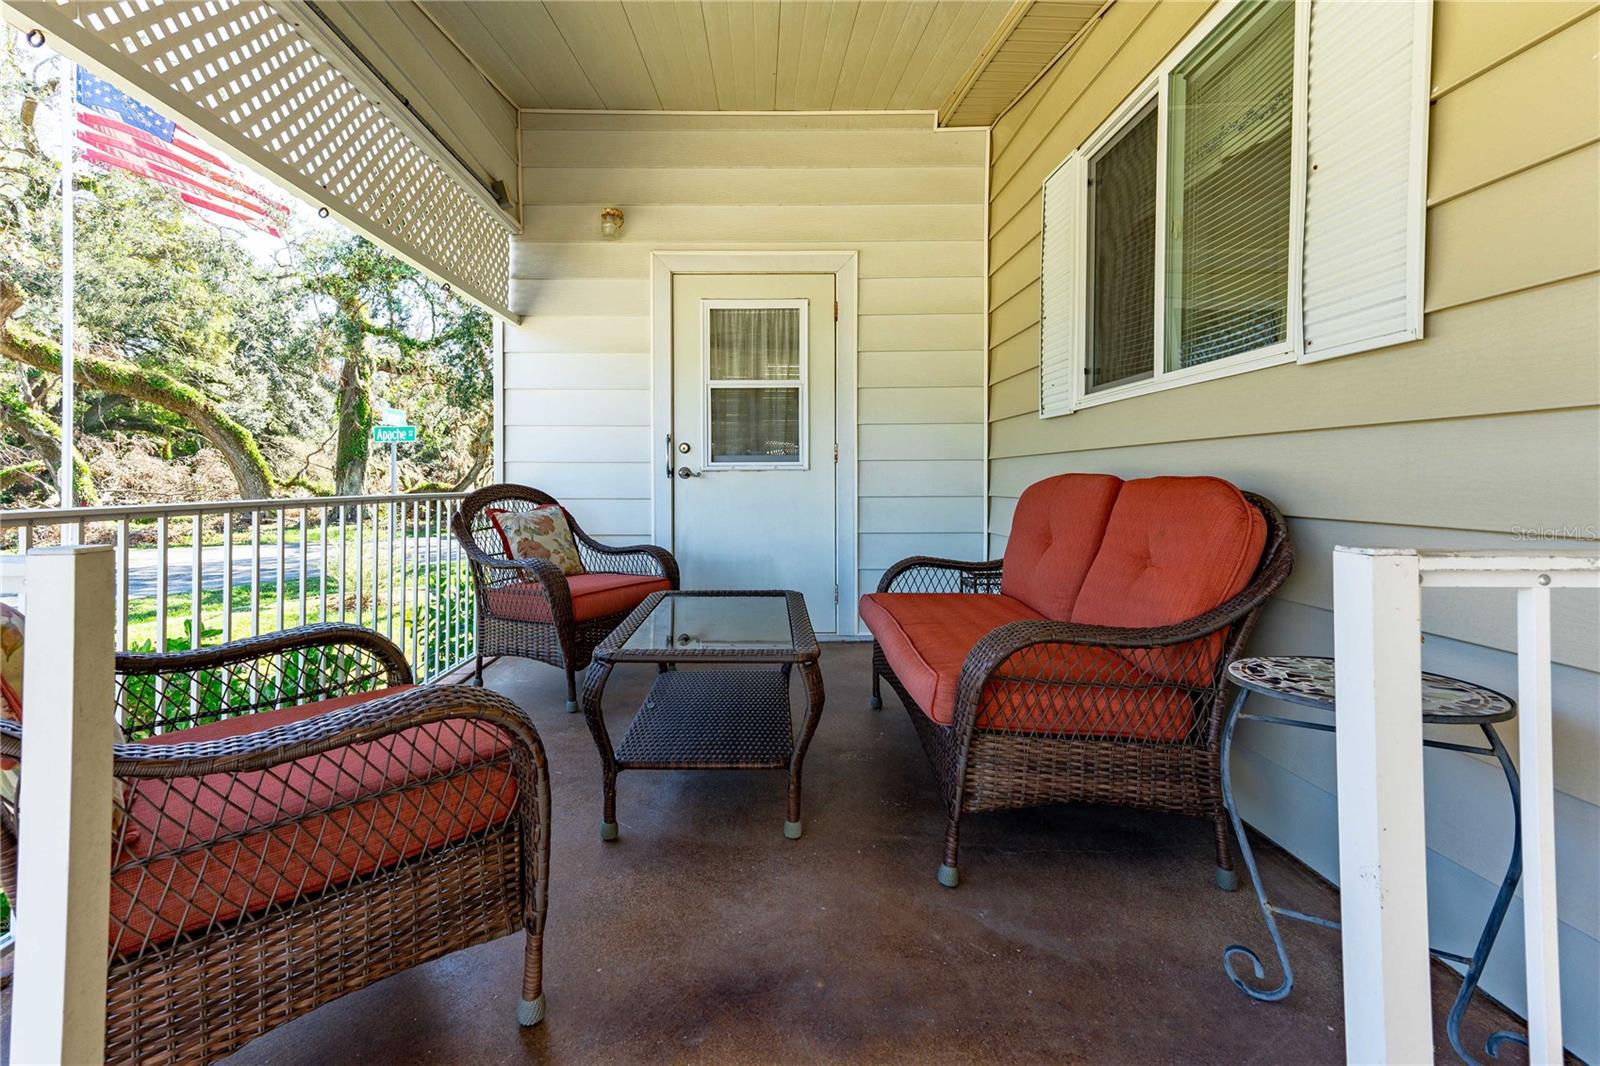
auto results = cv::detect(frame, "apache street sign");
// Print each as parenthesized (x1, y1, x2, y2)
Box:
(371, 424, 418, 444)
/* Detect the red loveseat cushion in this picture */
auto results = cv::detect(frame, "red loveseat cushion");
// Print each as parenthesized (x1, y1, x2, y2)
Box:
(112, 685, 517, 956)
(860, 593, 1194, 741)
(487, 572, 671, 624)
(1000, 473, 1123, 620)
(1070, 476, 1267, 685)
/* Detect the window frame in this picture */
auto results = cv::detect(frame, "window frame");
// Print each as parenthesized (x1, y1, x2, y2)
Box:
(698, 298, 811, 471)
(1048, 0, 1312, 414)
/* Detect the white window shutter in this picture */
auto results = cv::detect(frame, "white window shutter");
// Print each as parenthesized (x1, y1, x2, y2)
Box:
(1039, 151, 1086, 417)
(1299, 0, 1432, 364)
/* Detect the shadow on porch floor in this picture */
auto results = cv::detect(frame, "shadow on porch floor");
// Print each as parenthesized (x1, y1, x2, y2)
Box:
(226, 641, 1526, 1065)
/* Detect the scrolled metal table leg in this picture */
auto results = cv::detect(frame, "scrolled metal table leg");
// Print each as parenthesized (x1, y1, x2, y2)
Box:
(1219, 688, 1296, 1002)
(1444, 723, 1527, 1065)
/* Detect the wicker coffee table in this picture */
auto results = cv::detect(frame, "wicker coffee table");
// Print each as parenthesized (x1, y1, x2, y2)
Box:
(578, 589, 825, 840)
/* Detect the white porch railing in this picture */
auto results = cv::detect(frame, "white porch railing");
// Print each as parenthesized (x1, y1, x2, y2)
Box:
(0, 492, 477, 683)
(1333, 547, 1598, 1065)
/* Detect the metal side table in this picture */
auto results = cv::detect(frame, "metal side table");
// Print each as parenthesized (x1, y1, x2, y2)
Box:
(1220, 655, 1526, 1066)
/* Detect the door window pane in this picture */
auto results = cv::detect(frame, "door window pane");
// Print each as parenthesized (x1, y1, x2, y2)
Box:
(1087, 105, 1158, 392)
(1164, 0, 1295, 369)
(709, 307, 802, 381)
(709, 388, 801, 464)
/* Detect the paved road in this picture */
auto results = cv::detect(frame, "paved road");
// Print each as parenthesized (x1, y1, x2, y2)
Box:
(125, 535, 436, 598)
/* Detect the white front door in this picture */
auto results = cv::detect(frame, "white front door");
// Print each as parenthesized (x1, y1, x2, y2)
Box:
(671, 273, 837, 633)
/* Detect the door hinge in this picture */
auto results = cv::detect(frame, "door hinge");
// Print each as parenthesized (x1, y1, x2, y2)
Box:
(833, 442, 839, 464)
(833, 584, 839, 604)
(833, 300, 839, 322)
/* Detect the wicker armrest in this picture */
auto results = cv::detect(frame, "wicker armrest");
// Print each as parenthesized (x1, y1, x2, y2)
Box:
(574, 532, 680, 587)
(878, 556, 1004, 595)
(116, 622, 411, 683)
(114, 622, 413, 738)
(111, 684, 542, 778)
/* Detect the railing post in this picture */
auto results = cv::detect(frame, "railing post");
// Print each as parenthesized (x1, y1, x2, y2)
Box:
(1516, 582, 1563, 1063)
(9, 545, 116, 1066)
(1332, 547, 1433, 1065)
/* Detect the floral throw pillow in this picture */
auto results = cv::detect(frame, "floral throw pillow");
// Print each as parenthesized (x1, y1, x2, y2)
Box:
(487, 505, 587, 578)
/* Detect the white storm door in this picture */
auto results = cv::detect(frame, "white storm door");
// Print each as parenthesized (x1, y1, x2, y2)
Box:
(671, 273, 837, 633)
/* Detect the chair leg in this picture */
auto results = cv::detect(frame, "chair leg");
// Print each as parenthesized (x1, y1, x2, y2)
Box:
(1213, 810, 1239, 891)
(517, 932, 545, 1026)
(938, 808, 962, 888)
(869, 671, 882, 710)
(474, 652, 484, 687)
(565, 668, 579, 714)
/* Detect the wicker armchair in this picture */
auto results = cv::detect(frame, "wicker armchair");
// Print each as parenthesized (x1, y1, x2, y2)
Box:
(0, 623, 550, 1065)
(453, 484, 679, 711)
(865, 476, 1292, 888)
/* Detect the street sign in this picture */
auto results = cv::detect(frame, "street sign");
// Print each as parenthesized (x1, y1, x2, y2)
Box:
(371, 424, 418, 444)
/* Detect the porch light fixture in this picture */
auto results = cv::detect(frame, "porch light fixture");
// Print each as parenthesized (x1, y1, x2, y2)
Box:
(600, 207, 624, 240)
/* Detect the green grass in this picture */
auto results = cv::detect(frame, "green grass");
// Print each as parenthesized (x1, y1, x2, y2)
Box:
(127, 575, 331, 649)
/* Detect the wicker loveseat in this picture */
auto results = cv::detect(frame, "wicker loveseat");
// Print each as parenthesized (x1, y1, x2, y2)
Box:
(0, 623, 550, 1065)
(862, 474, 1292, 888)
(454, 484, 680, 711)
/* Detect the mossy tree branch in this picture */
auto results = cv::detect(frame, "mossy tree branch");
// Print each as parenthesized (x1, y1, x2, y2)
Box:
(0, 459, 47, 492)
(0, 380, 98, 504)
(1, 317, 275, 499)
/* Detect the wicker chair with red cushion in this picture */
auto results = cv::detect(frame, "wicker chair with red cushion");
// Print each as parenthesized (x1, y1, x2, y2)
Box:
(862, 474, 1292, 888)
(0, 624, 551, 1065)
(453, 484, 679, 712)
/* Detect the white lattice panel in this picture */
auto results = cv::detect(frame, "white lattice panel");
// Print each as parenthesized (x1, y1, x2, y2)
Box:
(5, 0, 515, 317)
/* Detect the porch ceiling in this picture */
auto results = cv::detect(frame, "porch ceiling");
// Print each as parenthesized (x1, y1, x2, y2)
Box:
(418, 0, 1101, 125)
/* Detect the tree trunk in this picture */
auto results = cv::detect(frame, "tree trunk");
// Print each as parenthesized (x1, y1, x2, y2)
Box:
(333, 328, 373, 497)
(0, 380, 98, 504)
(1, 318, 274, 499)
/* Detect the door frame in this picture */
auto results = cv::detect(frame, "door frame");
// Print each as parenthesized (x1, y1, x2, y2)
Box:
(650, 250, 859, 636)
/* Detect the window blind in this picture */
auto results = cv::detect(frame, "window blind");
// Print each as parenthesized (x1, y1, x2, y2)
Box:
(1088, 107, 1159, 391)
(1165, 0, 1295, 370)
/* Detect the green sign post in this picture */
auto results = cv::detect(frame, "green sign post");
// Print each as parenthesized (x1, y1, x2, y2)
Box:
(371, 425, 418, 444)
(372, 423, 417, 493)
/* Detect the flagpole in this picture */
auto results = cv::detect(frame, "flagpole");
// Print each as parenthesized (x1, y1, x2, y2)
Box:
(59, 59, 77, 525)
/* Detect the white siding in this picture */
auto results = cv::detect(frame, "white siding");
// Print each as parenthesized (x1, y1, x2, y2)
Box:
(504, 111, 989, 614)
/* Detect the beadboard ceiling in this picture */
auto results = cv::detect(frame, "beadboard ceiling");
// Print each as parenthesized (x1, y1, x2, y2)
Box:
(416, 0, 1103, 125)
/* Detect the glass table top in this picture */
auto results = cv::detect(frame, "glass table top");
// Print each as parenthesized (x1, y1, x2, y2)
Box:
(617, 592, 804, 658)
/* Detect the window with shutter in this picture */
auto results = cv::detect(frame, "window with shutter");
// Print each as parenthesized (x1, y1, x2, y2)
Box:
(1035, 0, 1430, 416)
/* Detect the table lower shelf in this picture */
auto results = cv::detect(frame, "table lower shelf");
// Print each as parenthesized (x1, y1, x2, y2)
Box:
(614, 668, 794, 770)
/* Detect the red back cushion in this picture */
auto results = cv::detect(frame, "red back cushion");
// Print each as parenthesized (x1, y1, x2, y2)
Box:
(1070, 476, 1267, 682)
(1000, 474, 1123, 621)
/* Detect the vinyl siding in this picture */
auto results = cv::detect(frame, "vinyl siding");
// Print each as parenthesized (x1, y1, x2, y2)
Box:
(504, 111, 988, 624)
(984, 2, 1600, 1058)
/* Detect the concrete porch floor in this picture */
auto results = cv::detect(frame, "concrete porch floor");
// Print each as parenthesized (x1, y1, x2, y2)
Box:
(227, 641, 1527, 1065)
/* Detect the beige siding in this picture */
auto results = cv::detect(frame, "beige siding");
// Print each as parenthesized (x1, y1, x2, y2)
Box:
(985, 3, 1600, 1055)
(505, 112, 988, 618)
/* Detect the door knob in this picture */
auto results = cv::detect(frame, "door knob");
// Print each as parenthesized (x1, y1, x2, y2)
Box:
(676, 466, 701, 479)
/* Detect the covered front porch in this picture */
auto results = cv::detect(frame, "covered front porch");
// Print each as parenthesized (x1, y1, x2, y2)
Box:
(1, 0, 1596, 1064)
(224, 643, 1528, 1065)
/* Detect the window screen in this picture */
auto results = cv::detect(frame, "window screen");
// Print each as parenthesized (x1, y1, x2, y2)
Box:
(1086, 106, 1158, 392)
(1164, 0, 1295, 370)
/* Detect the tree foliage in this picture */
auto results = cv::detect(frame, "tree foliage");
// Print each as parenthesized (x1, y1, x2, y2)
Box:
(0, 37, 492, 507)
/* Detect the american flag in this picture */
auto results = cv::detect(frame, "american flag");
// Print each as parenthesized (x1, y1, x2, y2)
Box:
(74, 68, 289, 237)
